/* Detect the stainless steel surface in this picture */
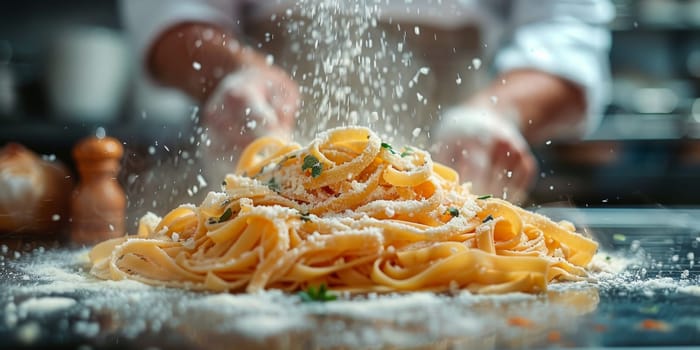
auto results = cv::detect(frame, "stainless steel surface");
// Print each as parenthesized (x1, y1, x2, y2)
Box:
(0, 208, 699, 349)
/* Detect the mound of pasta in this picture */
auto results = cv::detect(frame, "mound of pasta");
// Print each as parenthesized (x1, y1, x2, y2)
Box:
(90, 127, 597, 294)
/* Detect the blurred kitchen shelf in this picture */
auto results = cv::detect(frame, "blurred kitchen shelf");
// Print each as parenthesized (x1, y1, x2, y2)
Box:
(610, 0, 700, 32)
(612, 22, 700, 32)
(0, 120, 192, 145)
(0, 120, 195, 164)
(531, 136, 700, 206)
(588, 114, 700, 141)
(589, 113, 684, 140)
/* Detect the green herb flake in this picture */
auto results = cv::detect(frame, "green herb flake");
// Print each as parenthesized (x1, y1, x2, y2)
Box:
(254, 166, 266, 178)
(477, 195, 492, 200)
(613, 233, 626, 242)
(277, 154, 298, 168)
(301, 155, 323, 178)
(217, 208, 233, 223)
(221, 181, 227, 187)
(311, 165, 322, 178)
(446, 207, 459, 218)
(400, 147, 414, 157)
(267, 177, 280, 192)
(300, 212, 312, 222)
(302, 155, 318, 169)
(639, 305, 660, 315)
(380, 142, 397, 154)
(482, 215, 494, 223)
(298, 284, 337, 302)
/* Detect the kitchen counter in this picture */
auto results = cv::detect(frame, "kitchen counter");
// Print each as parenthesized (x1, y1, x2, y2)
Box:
(0, 207, 699, 349)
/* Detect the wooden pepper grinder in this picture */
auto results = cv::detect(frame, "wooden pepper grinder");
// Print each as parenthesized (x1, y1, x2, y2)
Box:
(71, 136, 125, 245)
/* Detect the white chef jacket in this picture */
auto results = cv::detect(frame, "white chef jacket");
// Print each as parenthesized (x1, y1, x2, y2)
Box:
(121, 0, 614, 135)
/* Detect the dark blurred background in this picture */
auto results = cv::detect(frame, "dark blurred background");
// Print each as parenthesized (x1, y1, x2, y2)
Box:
(1, 0, 700, 207)
(0, 0, 195, 181)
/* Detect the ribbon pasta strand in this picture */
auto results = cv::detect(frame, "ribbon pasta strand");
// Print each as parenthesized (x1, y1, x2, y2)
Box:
(90, 127, 598, 294)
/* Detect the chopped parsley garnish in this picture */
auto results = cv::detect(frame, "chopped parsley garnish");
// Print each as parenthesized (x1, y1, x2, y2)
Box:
(446, 207, 459, 217)
(298, 284, 336, 302)
(209, 208, 233, 224)
(254, 166, 266, 178)
(380, 142, 397, 154)
(221, 181, 227, 187)
(482, 215, 494, 223)
(302, 155, 318, 169)
(400, 146, 413, 157)
(300, 212, 312, 222)
(477, 195, 492, 200)
(301, 155, 323, 178)
(276, 154, 297, 168)
(217, 208, 233, 223)
(266, 177, 280, 192)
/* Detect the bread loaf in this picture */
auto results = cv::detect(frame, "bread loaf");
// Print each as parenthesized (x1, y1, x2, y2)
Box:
(0, 143, 73, 234)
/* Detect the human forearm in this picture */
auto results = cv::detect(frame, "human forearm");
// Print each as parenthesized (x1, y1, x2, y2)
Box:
(467, 69, 587, 144)
(147, 22, 265, 103)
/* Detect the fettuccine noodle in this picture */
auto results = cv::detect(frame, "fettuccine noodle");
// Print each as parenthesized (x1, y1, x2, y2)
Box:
(90, 126, 597, 294)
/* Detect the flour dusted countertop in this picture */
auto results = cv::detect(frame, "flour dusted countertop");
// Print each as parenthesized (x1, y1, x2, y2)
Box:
(1, 207, 700, 349)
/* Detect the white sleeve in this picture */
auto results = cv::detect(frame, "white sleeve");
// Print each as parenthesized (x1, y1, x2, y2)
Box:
(492, 0, 615, 136)
(120, 0, 241, 63)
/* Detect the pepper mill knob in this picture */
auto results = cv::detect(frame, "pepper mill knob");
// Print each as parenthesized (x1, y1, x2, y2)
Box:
(73, 136, 123, 163)
(70, 136, 126, 245)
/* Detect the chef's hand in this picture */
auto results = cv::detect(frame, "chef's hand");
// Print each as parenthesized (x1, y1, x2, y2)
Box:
(202, 64, 300, 152)
(432, 106, 537, 203)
